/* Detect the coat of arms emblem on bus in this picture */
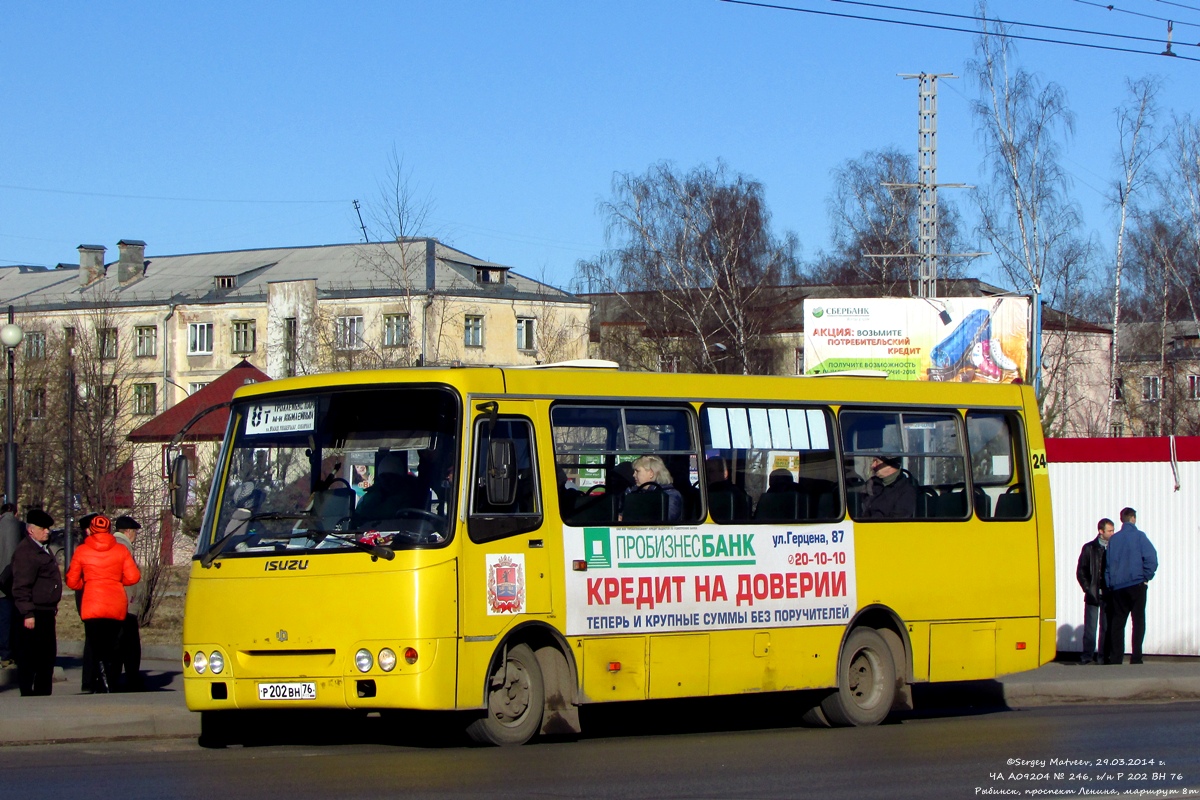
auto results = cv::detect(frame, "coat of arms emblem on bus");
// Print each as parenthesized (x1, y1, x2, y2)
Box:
(486, 554, 525, 615)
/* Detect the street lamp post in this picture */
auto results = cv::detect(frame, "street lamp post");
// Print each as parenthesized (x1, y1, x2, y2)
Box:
(1, 306, 24, 507)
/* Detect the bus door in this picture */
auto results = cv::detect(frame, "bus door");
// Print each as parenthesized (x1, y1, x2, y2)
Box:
(462, 399, 551, 640)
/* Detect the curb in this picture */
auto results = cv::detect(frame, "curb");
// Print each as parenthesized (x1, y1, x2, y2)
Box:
(55, 641, 181, 663)
(1003, 676, 1200, 707)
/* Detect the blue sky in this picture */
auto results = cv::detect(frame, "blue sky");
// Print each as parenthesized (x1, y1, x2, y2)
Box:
(2, 1, 1196, 291)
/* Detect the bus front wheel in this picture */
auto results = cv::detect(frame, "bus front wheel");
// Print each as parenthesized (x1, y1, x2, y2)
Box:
(820, 627, 896, 727)
(467, 643, 545, 746)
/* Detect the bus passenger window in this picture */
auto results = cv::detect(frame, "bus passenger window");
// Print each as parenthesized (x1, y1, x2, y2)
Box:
(550, 404, 702, 526)
(468, 417, 542, 543)
(701, 405, 840, 524)
(967, 411, 1029, 520)
(841, 410, 968, 521)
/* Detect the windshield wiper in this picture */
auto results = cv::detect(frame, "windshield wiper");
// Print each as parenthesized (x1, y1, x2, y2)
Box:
(201, 509, 313, 568)
(201, 509, 394, 567)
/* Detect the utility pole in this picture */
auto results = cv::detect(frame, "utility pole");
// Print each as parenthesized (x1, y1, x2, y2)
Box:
(353, 200, 369, 243)
(883, 73, 978, 298)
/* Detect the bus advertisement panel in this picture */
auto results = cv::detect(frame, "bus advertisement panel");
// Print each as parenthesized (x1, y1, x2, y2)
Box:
(564, 522, 857, 635)
(803, 297, 1030, 383)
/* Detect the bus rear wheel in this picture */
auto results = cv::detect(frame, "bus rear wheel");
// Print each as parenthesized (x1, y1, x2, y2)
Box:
(820, 627, 896, 727)
(466, 643, 544, 746)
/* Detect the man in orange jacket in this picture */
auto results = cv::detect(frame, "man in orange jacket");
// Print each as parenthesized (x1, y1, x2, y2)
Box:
(66, 515, 139, 693)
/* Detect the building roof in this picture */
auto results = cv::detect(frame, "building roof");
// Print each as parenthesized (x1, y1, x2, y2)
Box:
(0, 239, 585, 311)
(127, 360, 271, 442)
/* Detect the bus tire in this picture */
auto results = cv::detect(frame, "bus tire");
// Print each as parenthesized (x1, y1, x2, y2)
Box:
(820, 627, 896, 727)
(466, 643, 544, 746)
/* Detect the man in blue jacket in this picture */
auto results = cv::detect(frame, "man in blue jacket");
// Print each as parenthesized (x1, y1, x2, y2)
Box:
(1104, 507, 1158, 665)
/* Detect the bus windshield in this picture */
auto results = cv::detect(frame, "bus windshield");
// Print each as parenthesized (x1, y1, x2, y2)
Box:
(200, 386, 460, 560)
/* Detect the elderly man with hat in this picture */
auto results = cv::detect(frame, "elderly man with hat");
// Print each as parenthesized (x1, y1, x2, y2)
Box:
(9, 509, 62, 695)
(113, 515, 144, 690)
(66, 515, 140, 693)
(861, 454, 917, 519)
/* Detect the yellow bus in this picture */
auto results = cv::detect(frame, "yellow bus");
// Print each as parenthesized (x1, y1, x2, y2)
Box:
(178, 363, 1054, 745)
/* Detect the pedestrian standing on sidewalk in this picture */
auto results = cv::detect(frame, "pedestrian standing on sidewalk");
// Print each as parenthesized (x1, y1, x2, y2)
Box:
(0, 502, 23, 669)
(113, 515, 144, 691)
(9, 510, 61, 695)
(73, 512, 97, 691)
(1076, 518, 1114, 665)
(1104, 507, 1158, 666)
(65, 515, 140, 693)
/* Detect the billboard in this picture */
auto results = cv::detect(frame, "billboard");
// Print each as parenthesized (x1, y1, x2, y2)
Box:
(803, 297, 1030, 383)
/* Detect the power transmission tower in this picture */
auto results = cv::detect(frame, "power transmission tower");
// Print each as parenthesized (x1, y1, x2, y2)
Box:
(882, 73, 981, 298)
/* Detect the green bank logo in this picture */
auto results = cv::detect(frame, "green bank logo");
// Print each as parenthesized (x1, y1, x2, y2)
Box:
(811, 307, 824, 318)
(584, 527, 612, 568)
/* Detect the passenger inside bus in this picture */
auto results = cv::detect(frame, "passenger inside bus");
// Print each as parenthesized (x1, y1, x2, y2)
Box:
(621, 455, 683, 522)
(353, 452, 424, 525)
(860, 455, 917, 518)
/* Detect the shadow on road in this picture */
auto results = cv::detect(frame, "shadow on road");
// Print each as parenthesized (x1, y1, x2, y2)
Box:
(196, 681, 1014, 749)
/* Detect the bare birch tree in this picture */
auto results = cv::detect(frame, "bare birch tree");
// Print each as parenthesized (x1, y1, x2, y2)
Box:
(969, 4, 1090, 399)
(1107, 78, 1163, 435)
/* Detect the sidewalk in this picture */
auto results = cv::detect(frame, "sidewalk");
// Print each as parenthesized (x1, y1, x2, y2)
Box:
(1, 649, 1198, 746)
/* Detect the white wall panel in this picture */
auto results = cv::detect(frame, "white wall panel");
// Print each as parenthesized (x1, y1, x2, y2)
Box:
(1049, 460, 1200, 656)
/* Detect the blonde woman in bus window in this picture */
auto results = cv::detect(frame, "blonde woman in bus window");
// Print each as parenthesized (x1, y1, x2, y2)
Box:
(627, 455, 683, 521)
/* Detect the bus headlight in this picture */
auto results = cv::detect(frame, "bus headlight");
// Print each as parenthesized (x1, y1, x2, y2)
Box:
(378, 648, 397, 672)
(209, 650, 225, 675)
(355, 649, 373, 673)
(194, 651, 208, 675)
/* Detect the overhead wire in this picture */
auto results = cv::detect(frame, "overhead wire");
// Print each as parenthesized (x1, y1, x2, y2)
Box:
(1072, 0, 1200, 31)
(827, 0, 1199, 46)
(719, 0, 1200, 61)
(1148, 0, 1200, 15)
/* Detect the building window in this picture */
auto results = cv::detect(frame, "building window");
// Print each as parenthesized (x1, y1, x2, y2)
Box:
(1112, 378, 1124, 402)
(464, 315, 484, 348)
(99, 328, 118, 360)
(189, 323, 214, 355)
(283, 317, 297, 377)
(1142, 375, 1160, 402)
(232, 320, 256, 354)
(335, 315, 364, 350)
(658, 354, 679, 373)
(516, 317, 536, 351)
(795, 347, 804, 376)
(102, 385, 118, 418)
(1110, 422, 1124, 438)
(24, 331, 46, 361)
(215, 275, 237, 290)
(475, 268, 506, 285)
(24, 388, 45, 420)
(133, 383, 157, 416)
(135, 326, 157, 358)
(1145, 421, 1158, 437)
(189, 382, 209, 395)
(1190, 375, 1200, 401)
(383, 314, 410, 347)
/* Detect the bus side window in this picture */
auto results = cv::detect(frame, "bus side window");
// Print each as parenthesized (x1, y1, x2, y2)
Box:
(966, 411, 1029, 520)
(468, 417, 542, 543)
(840, 410, 968, 521)
(701, 405, 840, 525)
(551, 404, 702, 526)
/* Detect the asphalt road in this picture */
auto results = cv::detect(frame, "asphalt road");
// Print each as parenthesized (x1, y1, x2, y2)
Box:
(2, 701, 1199, 800)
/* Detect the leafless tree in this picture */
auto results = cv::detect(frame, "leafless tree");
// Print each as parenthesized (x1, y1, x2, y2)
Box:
(810, 147, 969, 293)
(968, 4, 1093, 398)
(576, 161, 799, 375)
(1107, 78, 1164, 435)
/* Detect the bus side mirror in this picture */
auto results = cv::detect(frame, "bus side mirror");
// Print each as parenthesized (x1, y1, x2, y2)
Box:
(169, 454, 189, 519)
(486, 439, 517, 506)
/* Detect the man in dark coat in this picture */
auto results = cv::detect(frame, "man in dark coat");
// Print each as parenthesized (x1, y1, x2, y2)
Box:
(861, 455, 916, 518)
(113, 515, 144, 690)
(1076, 517, 1113, 664)
(1104, 507, 1158, 665)
(10, 509, 62, 695)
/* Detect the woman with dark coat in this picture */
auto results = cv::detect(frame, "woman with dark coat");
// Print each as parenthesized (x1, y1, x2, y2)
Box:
(10, 509, 62, 696)
(65, 515, 140, 693)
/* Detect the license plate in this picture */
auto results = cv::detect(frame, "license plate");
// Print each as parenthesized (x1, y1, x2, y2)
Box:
(257, 682, 316, 701)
